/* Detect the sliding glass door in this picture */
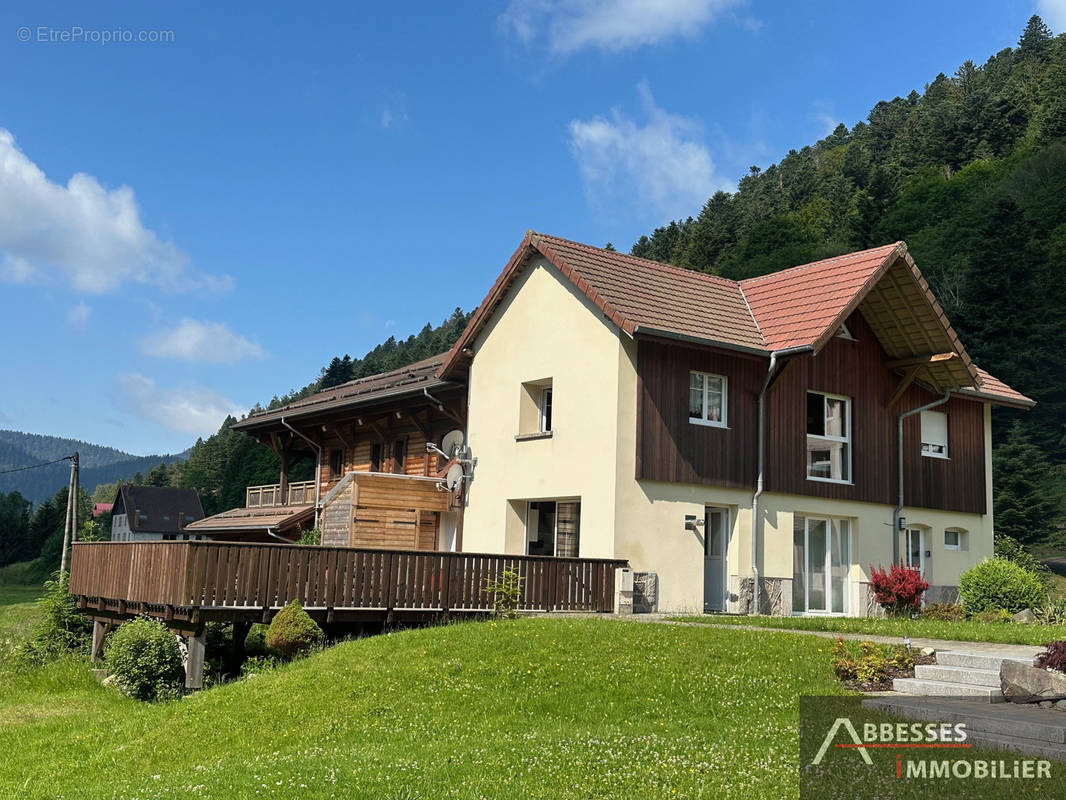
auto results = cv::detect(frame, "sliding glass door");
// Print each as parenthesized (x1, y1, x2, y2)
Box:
(793, 516, 850, 614)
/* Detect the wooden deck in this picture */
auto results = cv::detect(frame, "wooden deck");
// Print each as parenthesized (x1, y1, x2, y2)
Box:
(69, 540, 627, 630)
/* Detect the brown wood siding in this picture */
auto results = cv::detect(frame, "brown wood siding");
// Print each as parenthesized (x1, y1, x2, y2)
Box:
(636, 337, 763, 488)
(635, 311, 987, 514)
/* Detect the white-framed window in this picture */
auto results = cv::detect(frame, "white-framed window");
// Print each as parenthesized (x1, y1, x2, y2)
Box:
(539, 387, 553, 433)
(921, 410, 949, 458)
(689, 371, 728, 427)
(806, 391, 851, 483)
(792, 515, 851, 615)
(944, 528, 966, 551)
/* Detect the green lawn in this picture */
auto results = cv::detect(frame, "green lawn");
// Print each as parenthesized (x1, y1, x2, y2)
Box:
(0, 612, 854, 799)
(0, 583, 43, 660)
(671, 613, 1066, 645)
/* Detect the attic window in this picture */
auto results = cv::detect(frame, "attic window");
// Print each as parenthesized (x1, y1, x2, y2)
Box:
(836, 323, 856, 341)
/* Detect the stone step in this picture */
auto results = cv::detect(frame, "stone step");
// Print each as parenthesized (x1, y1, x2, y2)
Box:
(964, 729, 1066, 761)
(864, 697, 1066, 743)
(936, 651, 1036, 671)
(892, 677, 1004, 701)
(915, 664, 1002, 687)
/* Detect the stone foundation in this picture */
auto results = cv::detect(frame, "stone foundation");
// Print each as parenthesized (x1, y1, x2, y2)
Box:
(738, 577, 792, 615)
(925, 584, 961, 605)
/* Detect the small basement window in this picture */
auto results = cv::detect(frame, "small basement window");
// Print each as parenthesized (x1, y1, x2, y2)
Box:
(689, 371, 728, 427)
(921, 410, 949, 458)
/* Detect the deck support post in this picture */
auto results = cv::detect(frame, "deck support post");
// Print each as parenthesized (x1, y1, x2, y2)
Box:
(185, 628, 206, 690)
(90, 620, 112, 663)
(228, 621, 251, 675)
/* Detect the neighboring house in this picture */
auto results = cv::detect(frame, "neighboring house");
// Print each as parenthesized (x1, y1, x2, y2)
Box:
(440, 232, 1033, 616)
(110, 485, 206, 541)
(92, 502, 113, 518)
(185, 356, 467, 547)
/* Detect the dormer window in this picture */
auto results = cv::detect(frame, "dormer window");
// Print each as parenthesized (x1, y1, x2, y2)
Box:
(689, 371, 728, 428)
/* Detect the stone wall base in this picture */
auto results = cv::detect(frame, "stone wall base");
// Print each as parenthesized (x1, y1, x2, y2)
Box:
(738, 577, 792, 615)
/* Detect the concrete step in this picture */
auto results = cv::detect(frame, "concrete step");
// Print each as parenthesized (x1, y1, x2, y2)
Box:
(892, 677, 1004, 701)
(964, 729, 1066, 761)
(936, 651, 1036, 671)
(915, 664, 1002, 687)
(864, 697, 1066, 743)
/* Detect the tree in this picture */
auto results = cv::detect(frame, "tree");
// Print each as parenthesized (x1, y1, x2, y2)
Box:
(992, 420, 1062, 545)
(1017, 15, 1052, 62)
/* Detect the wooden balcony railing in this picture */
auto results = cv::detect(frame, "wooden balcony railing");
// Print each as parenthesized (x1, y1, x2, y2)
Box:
(245, 480, 316, 508)
(69, 541, 626, 615)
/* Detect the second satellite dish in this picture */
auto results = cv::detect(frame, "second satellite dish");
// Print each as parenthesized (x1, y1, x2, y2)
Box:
(444, 463, 465, 493)
(441, 430, 465, 458)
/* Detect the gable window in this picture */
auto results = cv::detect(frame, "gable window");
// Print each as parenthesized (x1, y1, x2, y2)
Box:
(689, 371, 728, 427)
(806, 391, 851, 483)
(921, 410, 949, 458)
(328, 447, 344, 478)
(539, 387, 553, 433)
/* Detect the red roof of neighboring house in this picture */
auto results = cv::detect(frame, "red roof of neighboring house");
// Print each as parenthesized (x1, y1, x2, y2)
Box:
(440, 231, 1033, 408)
(738, 243, 902, 351)
(92, 502, 113, 518)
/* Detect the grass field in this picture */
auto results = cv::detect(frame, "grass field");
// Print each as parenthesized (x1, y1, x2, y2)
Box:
(671, 613, 1066, 645)
(0, 588, 853, 800)
(0, 584, 43, 659)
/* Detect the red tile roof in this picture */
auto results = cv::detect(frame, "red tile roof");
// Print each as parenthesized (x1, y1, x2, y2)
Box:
(963, 367, 1036, 408)
(739, 243, 902, 351)
(440, 231, 1031, 408)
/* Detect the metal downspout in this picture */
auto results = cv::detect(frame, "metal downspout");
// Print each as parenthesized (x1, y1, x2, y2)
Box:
(752, 353, 779, 615)
(893, 389, 952, 563)
(281, 417, 322, 528)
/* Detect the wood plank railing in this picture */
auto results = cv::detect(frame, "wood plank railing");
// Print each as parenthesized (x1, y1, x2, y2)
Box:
(69, 541, 626, 614)
(245, 480, 316, 508)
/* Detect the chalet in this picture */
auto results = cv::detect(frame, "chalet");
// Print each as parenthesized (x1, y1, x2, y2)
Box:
(110, 485, 205, 541)
(184, 355, 467, 548)
(444, 233, 1032, 615)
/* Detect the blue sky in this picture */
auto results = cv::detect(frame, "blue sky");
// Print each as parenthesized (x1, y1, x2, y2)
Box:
(0, 0, 1060, 455)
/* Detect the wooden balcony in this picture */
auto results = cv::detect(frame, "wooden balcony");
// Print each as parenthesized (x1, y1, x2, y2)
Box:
(245, 480, 316, 508)
(69, 540, 627, 626)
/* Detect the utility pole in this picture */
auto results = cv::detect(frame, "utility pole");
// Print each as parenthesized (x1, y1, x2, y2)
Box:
(59, 452, 79, 575)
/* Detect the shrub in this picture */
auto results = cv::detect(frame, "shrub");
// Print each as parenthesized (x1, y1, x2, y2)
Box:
(484, 567, 524, 620)
(972, 608, 1012, 624)
(241, 655, 282, 677)
(921, 602, 965, 622)
(18, 571, 92, 665)
(856, 641, 888, 684)
(995, 534, 1052, 586)
(868, 563, 929, 616)
(244, 624, 270, 657)
(265, 600, 323, 660)
(829, 637, 913, 685)
(959, 557, 1046, 614)
(1035, 599, 1066, 625)
(104, 617, 184, 701)
(298, 527, 322, 546)
(1036, 641, 1066, 673)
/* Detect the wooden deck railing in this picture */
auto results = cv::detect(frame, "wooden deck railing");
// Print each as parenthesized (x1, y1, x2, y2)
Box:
(69, 541, 626, 614)
(245, 480, 316, 508)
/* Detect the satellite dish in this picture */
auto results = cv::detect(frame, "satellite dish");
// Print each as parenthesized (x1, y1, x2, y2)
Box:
(441, 430, 465, 458)
(444, 463, 464, 493)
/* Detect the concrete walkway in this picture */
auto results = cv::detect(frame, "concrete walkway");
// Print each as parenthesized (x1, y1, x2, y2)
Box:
(645, 618, 1045, 661)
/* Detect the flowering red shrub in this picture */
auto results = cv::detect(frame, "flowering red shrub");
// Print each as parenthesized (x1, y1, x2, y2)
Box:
(869, 563, 929, 616)
(1037, 641, 1066, 673)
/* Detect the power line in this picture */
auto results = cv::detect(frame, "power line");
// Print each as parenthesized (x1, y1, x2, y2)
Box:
(0, 455, 73, 475)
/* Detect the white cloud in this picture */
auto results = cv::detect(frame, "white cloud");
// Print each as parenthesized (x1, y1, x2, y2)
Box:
(0, 129, 232, 294)
(568, 80, 728, 219)
(500, 0, 744, 54)
(66, 302, 92, 334)
(116, 373, 244, 437)
(1038, 0, 1066, 32)
(140, 318, 265, 363)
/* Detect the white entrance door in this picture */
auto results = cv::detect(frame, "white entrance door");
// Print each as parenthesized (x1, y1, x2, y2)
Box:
(703, 507, 728, 612)
(904, 529, 925, 574)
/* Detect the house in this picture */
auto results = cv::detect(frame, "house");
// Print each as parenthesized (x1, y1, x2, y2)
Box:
(110, 485, 205, 541)
(185, 355, 467, 547)
(440, 232, 1032, 616)
(92, 502, 113, 518)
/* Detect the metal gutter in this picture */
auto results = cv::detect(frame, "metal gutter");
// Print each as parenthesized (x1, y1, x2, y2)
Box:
(631, 325, 804, 358)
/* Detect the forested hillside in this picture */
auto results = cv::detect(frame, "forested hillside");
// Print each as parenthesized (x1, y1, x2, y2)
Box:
(630, 16, 1066, 541)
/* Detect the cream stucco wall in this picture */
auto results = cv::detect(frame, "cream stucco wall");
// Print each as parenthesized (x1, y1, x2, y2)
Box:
(462, 258, 624, 559)
(462, 258, 996, 616)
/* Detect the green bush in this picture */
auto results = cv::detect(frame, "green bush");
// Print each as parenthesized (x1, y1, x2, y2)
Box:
(18, 572, 92, 665)
(960, 557, 1046, 614)
(244, 623, 270, 657)
(265, 600, 323, 660)
(994, 534, 1052, 586)
(297, 527, 322, 545)
(920, 602, 966, 621)
(104, 617, 184, 701)
(972, 608, 1012, 624)
(484, 567, 524, 620)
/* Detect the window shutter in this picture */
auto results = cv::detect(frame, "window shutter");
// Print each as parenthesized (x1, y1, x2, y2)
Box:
(921, 410, 948, 450)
